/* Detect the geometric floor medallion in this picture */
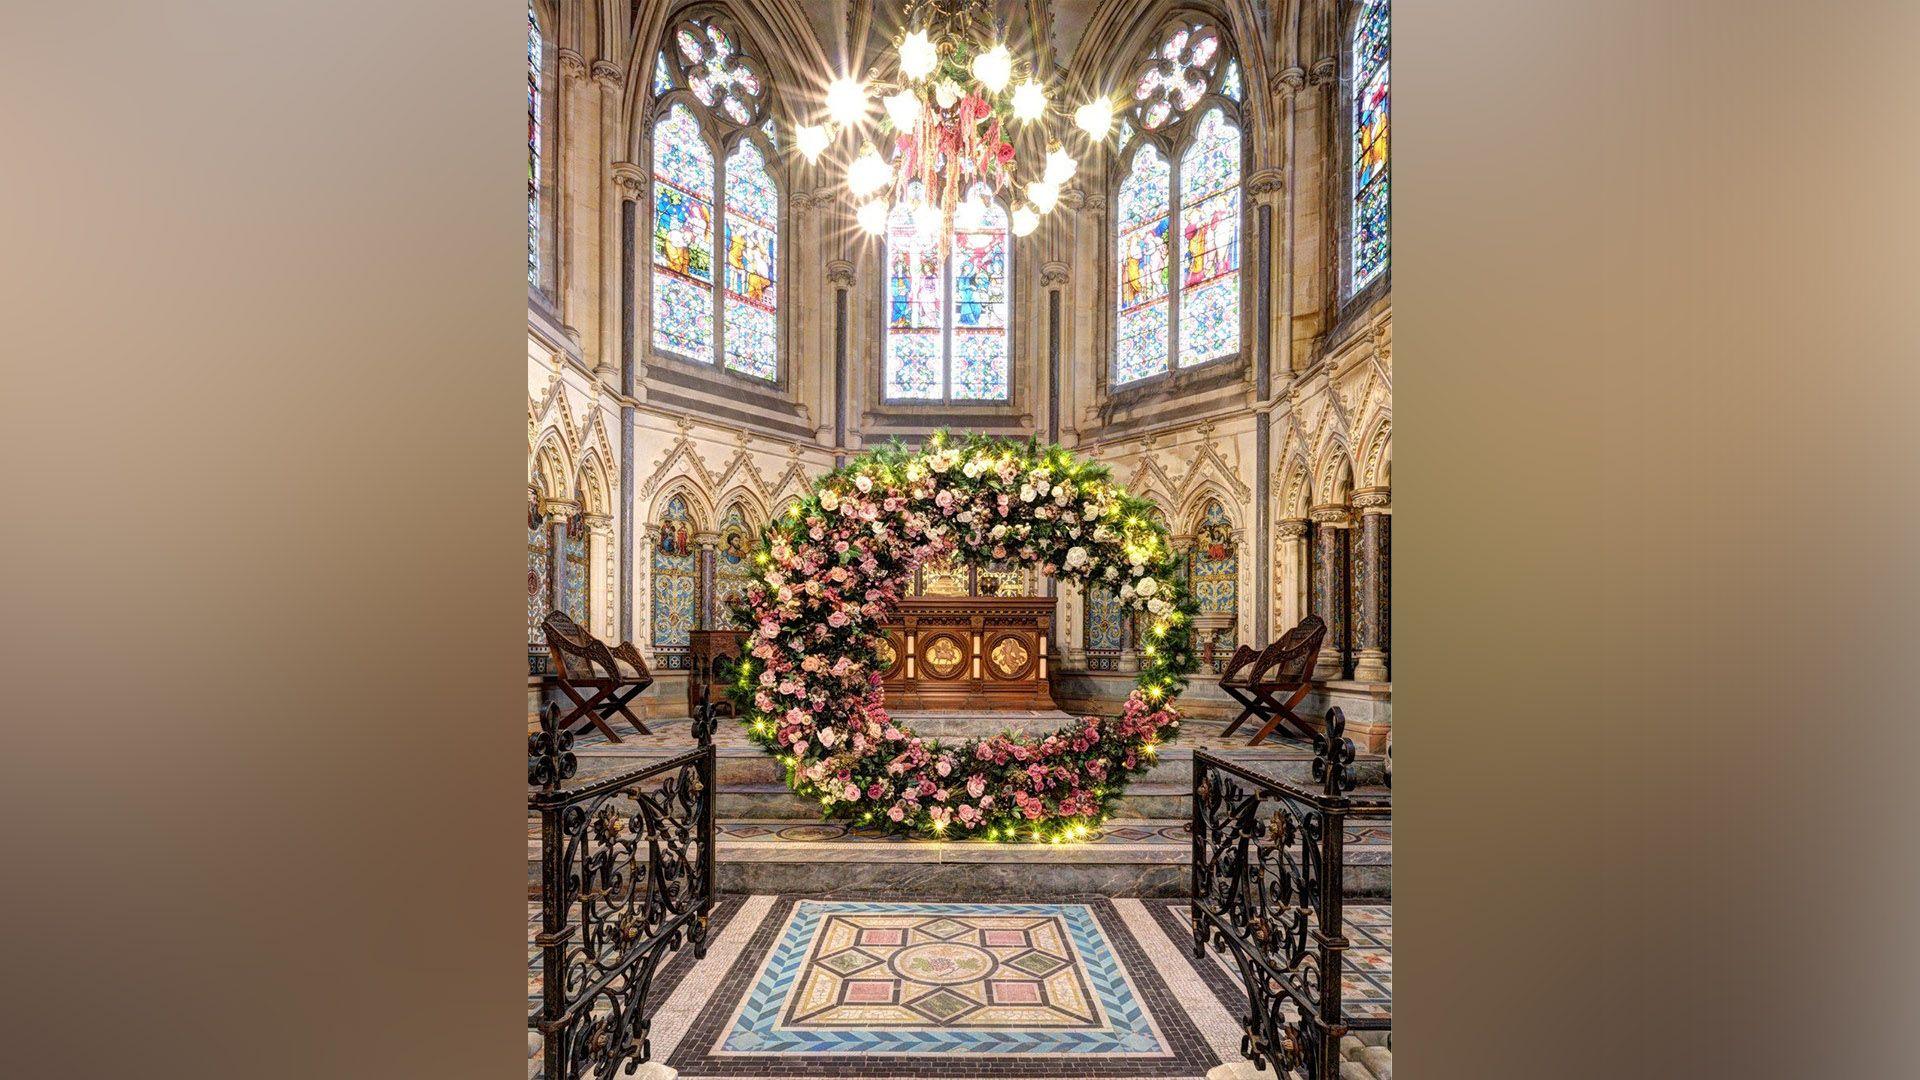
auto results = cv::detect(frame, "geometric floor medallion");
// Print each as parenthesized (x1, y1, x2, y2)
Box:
(720, 902, 1164, 1055)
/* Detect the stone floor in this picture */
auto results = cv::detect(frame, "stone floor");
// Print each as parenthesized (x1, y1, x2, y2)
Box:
(529, 896, 1392, 1080)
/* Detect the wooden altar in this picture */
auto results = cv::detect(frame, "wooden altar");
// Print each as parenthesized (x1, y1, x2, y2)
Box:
(874, 596, 1056, 710)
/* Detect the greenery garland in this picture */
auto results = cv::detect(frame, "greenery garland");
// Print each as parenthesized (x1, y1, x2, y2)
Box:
(728, 433, 1199, 842)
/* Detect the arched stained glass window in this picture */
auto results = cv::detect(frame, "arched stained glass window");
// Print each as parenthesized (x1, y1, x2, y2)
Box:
(1116, 146, 1172, 384)
(723, 140, 778, 380)
(649, 17, 780, 380)
(1113, 20, 1243, 387)
(884, 183, 1009, 401)
(1351, 0, 1390, 290)
(1178, 109, 1241, 368)
(652, 103, 716, 363)
(527, 4, 542, 286)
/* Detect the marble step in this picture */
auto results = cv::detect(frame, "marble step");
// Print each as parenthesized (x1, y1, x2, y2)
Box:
(527, 818, 1392, 900)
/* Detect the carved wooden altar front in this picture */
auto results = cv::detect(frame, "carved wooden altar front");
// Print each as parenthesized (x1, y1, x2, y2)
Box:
(874, 596, 1057, 711)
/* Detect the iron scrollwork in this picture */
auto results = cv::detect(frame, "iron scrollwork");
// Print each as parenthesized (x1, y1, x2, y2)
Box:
(530, 688, 717, 1079)
(1190, 708, 1388, 1079)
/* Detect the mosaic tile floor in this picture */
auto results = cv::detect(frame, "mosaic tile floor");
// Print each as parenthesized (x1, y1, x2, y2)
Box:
(531, 896, 1393, 1078)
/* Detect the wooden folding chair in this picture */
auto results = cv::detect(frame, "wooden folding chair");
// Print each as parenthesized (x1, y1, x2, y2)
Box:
(541, 611, 654, 740)
(1218, 637, 1293, 737)
(1245, 616, 1327, 746)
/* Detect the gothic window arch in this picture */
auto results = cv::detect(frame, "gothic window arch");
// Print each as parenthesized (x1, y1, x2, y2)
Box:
(884, 181, 1012, 402)
(1113, 17, 1244, 387)
(1349, 0, 1390, 292)
(649, 13, 781, 381)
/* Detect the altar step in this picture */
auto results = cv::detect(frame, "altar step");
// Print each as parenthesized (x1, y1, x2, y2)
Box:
(525, 817, 1393, 901)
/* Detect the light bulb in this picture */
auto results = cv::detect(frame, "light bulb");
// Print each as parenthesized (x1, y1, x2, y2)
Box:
(1026, 180, 1058, 214)
(826, 77, 869, 126)
(899, 30, 937, 80)
(857, 199, 889, 235)
(1011, 206, 1039, 236)
(1074, 96, 1114, 139)
(971, 44, 1012, 93)
(1011, 79, 1047, 121)
(847, 145, 891, 196)
(794, 123, 831, 162)
(1044, 146, 1076, 185)
(883, 89, 921, 131)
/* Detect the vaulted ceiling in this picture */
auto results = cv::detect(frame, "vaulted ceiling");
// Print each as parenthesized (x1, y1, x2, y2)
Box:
(788, 0, 1108, 80)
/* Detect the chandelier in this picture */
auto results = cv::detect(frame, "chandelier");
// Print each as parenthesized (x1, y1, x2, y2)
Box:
(792, 0, 1118, 249)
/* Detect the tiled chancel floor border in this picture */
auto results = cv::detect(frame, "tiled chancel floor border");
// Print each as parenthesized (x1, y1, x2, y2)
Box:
(653, 897, 1246, 1079)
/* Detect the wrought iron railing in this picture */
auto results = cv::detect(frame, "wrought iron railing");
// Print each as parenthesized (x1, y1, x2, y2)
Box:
(527, 679, 717, 1079)
(1191, 708, 1391, 1079)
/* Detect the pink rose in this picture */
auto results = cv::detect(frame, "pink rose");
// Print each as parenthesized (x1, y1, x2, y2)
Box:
(888, 805, 905, 822)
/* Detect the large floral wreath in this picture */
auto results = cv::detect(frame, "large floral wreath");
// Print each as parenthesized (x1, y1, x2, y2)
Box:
(727, 433, 1199, 842)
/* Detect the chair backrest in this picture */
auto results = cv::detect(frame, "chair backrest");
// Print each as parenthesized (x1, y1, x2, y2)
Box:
(542, 610, 613, 679)
(1257, 615, 1326, 685)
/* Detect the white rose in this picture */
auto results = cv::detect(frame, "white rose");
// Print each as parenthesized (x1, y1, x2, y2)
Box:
(1148, 597, 1168, 614)
(1064, 545, 1088, 569)
(1119, 583, 1136, 601)
(1104, 565, 1120, 581)
(1035, 479, 1050, 497)
(820, 489, 840, 511)
(855, 474, 872, 492)
(1136, 577, 1159, 597)
(1019, 485, 1037, 502)
(991, 524, 1008, 539)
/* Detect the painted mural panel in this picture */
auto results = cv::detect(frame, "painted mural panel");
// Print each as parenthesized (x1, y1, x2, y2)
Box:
(1190, 500, 1238, 647)
(651, 495, 699, 649)
(714, 503, 756, 629)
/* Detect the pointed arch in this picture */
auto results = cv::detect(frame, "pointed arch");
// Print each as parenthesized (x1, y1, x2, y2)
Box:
(1278, 454, 1315, 519)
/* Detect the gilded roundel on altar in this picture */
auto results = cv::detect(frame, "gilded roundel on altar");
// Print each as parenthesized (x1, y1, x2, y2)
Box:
(920, 634, 967, 679)
(988, 634, 1032, 679)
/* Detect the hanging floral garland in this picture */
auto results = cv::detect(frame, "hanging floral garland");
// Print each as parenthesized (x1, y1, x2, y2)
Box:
(728, 433, 1198, 842)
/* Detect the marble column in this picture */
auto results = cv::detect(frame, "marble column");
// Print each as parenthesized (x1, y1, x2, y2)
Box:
(542, 498, 579, 619)
(1349, 488, 1391, 682)
(1275, 518, 1311, 636)
(695, 533, 720, 630)
(1308, 505, 1351, 680)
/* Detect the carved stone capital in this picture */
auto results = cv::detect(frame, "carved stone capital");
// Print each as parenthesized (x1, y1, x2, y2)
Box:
(1309, 505, 1351, 526)
(826, 259, 856, 287)
(610, 161, 645, 200)
(541, 498, 580, 520)
(1083, 193, 1108, 213)
(1040, 261, 1069, 287)
(1352, 487, 1391, 511)
(1058, 185, 1085, 211)
(590, 60, 622, 90)
(790, 190, 814, 214)
(557, 49, 587, 80)
(581, 512, 615, 534)
(1310, 57, 1337, 85)
(1276, 519, 1311, 541)
(1278, 66, 1307, 92)
(1248, 169, 1284, 196)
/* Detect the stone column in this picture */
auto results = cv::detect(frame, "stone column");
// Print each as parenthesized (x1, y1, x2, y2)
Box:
(542, 498, 579, 618)
(695, 533, 720, 630)
(1350, 488, 1391, 682)
(581, 512, 613, 640)
(1308, 505, 1350, 680)
(1275, 518, 1311, 636)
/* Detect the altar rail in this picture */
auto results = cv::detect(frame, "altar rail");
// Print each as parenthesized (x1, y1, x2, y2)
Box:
(1190, 709, 1391, 1079)
(527, 690, 717, 1079)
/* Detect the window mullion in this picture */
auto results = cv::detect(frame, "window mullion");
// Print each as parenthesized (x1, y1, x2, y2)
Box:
(713, 133, 726, 369)
(942, 244, 954, 401)
(1168, 137, 1182, 374)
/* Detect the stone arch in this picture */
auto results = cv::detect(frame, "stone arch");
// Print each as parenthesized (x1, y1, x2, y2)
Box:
(1359, 417, 1392, 490)
(649, 476, 712, 531)
(1176, 482, 1243, 538)
(575, 449, 613, 516)
(530, 432, 573, 501)
(1315, 442, 1356, 508)
(1277, 454, 1315, 519)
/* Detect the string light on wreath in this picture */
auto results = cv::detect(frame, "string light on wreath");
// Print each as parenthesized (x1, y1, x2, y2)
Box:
(727, 432, 1199, 842)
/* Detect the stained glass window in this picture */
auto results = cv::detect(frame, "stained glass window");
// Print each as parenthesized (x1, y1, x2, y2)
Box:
(1351, 0, 1390, 290)
(1117, 118, 1135, 153)
(883, 183, 1008, 401)
(714, 503, 755, 629)
(527, 5, 541, 287)
(1116, 145, 1171, 384)
(1114, 24, 1244, 387)
(1189, 500, 1238, 648)
(650, 19, 780, 379)
(1178, 108, 1241, 368)
(651, 495, 698, 650)
(723, 139, 778, 380)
